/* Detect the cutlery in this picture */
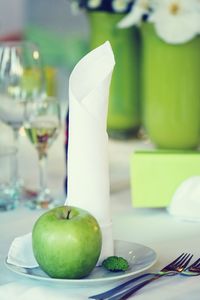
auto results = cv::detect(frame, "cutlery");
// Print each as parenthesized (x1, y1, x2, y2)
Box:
(89, 253, 193, 299)
(182, 258, 200, 276)
(105, 253, 195, 300)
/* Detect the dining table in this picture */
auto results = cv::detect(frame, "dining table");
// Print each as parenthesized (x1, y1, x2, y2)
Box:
(0, 122, 200, 300)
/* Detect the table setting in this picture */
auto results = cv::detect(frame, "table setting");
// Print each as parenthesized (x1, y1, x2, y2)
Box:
(1, 1, 200, 298)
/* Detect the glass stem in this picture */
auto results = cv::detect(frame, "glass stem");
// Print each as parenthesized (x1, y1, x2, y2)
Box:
(38, 152, 48, 193)
(12, 128, 20, 185)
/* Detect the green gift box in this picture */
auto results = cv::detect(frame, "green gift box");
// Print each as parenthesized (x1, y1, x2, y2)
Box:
(130, 150, 200, 207)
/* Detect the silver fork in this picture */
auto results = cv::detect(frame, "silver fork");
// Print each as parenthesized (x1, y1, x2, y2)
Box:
(89, 253, 193, 300)
(105, 253, 194, 300)
(182, 258, 200, 276)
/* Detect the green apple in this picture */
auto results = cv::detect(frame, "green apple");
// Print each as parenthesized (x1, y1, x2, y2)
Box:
(32, 205, 102, 279)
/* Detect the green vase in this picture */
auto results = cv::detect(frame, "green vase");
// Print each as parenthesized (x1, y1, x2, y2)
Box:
(87, 12, 140, 139)
(141, 23, 200, 149)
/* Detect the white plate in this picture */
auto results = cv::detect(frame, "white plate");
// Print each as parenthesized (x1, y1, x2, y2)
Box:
(5, 240, 157, 286)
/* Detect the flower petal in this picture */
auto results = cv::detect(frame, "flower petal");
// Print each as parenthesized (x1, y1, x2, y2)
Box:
(154, 13, 200, 44)
(88, 0, 102, 9)
(118, 5, 145, 28)
(112, 0, 130, 13)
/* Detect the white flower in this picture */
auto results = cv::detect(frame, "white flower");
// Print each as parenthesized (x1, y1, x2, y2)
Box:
(118, 0, 152, 28)
(150, 0, 200, 44)
(112, 0, 130, 13)
(88, 0, 102, 9)
(71, 1, 81, 14)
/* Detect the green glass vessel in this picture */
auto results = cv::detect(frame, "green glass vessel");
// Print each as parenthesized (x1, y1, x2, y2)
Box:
(88, 12, 141, 139)
(141, 23, 200, 149)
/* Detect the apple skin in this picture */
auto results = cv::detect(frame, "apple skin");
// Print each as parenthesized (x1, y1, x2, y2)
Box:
(32, 205, 102, 279)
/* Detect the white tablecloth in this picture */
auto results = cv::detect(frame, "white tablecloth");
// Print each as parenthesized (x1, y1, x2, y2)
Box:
(1, 124, 200, 299)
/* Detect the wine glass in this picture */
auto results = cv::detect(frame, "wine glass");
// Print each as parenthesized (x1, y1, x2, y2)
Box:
(24, 97, 61, 209)
(0, 41, 45, 197)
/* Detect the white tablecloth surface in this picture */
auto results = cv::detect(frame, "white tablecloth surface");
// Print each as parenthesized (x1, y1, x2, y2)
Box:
(0, 124, 200, 300)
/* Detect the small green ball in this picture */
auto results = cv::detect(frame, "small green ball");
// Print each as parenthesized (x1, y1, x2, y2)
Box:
(102, 256, 129, 272)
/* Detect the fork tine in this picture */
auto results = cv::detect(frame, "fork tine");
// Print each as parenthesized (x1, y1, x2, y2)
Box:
(178, 254, 193, 268)
(173, 253, 188, 266)
(188, 258, 200, 269)
(195, 262, 200, 268)
(164, 253, 185, 268)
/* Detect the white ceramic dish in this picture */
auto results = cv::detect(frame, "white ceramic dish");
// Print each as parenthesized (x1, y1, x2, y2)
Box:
(5, 240, 157, 286)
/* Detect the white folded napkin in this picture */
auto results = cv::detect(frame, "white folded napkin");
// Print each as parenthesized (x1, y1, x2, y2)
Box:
(168, 176, 200, 221)
(66, 41, 115, 263)
(7, 233, 37, 268)
(7, 42, 115, 268)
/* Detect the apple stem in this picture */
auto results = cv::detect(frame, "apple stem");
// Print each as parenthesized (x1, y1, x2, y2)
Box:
(66, 209, 71, 219)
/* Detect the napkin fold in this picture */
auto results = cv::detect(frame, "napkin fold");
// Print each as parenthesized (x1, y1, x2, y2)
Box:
(7, 233, 37, 268)
(168, 176, 200, 221)
(66, 41, 115, 262)
(7, 42, 115, 269)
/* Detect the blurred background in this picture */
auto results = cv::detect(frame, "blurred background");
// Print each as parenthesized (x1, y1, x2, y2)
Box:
(1, 0, 200, 209)
(0, 0, 89, 104)
(0, 0, 90, 201)
(0, 0, 142, 201)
